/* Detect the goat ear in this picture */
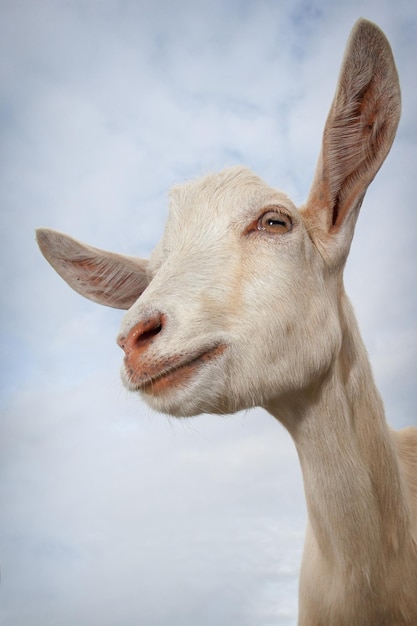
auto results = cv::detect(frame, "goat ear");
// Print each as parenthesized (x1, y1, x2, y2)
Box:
(303, 19, 401, 262)
(36, 228, 149, 310)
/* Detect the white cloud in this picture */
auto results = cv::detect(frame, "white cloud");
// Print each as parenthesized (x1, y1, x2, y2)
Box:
(2, 371, 303, 625)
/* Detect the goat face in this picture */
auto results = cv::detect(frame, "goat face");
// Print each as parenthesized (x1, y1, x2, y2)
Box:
(115, 166, 342, 417)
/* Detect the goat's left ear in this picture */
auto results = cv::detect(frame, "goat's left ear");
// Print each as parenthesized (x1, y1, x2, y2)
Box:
(36, 228, 149, 310)
(303, 18, 401, 264)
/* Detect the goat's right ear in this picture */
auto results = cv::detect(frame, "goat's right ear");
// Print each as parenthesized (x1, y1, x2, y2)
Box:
(303, 19, 401, 265)
(36, 228, 149, 310)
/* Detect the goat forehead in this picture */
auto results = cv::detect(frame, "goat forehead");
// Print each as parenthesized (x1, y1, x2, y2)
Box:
(168, 166, 294, 228)
(147, 166, 299, 272)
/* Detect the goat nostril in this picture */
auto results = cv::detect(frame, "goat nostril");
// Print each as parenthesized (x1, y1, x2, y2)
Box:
(120, 314, 165, 355)
(134, 322, 162, 346)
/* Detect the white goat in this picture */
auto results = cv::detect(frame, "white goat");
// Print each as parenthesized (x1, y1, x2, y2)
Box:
(37, 19, 417, 626)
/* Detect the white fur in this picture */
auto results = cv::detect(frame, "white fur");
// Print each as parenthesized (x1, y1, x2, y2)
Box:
(36, 19, 417, 625)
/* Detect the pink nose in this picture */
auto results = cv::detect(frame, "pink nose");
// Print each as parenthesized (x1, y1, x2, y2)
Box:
(117, 312, 164, 357)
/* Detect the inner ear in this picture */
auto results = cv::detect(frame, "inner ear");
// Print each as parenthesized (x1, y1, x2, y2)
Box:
(328, 68, 394, 230)
(304, 19, 401, 248)
(36, 228, 149, 310)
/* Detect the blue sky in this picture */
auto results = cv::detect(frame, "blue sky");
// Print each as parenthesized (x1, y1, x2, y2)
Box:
(1, 1, 416, 625)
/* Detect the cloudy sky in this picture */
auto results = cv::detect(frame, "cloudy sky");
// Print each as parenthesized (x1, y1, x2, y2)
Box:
(1, 1, 416, 625)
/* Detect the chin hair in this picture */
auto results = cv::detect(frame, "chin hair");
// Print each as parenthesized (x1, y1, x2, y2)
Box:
(139, 379, 236, 418)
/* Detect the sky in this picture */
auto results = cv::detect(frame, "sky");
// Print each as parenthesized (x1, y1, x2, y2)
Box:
(1, 1, 416, 625)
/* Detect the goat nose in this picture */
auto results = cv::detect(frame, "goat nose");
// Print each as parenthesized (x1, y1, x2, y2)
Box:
(117, 313, 164, 355)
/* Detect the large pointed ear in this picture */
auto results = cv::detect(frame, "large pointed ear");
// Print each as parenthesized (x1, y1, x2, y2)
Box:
(302, 19, 401, 264)
(36, 228, 149, 310)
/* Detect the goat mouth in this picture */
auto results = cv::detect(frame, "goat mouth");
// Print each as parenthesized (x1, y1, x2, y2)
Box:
(126, 344, 226, 395)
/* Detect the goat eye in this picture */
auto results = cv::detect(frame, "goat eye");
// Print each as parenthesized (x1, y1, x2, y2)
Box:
(257, 210, 292, 234)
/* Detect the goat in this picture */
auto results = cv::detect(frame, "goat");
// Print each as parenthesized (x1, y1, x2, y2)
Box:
(36, 19, 417, 626)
